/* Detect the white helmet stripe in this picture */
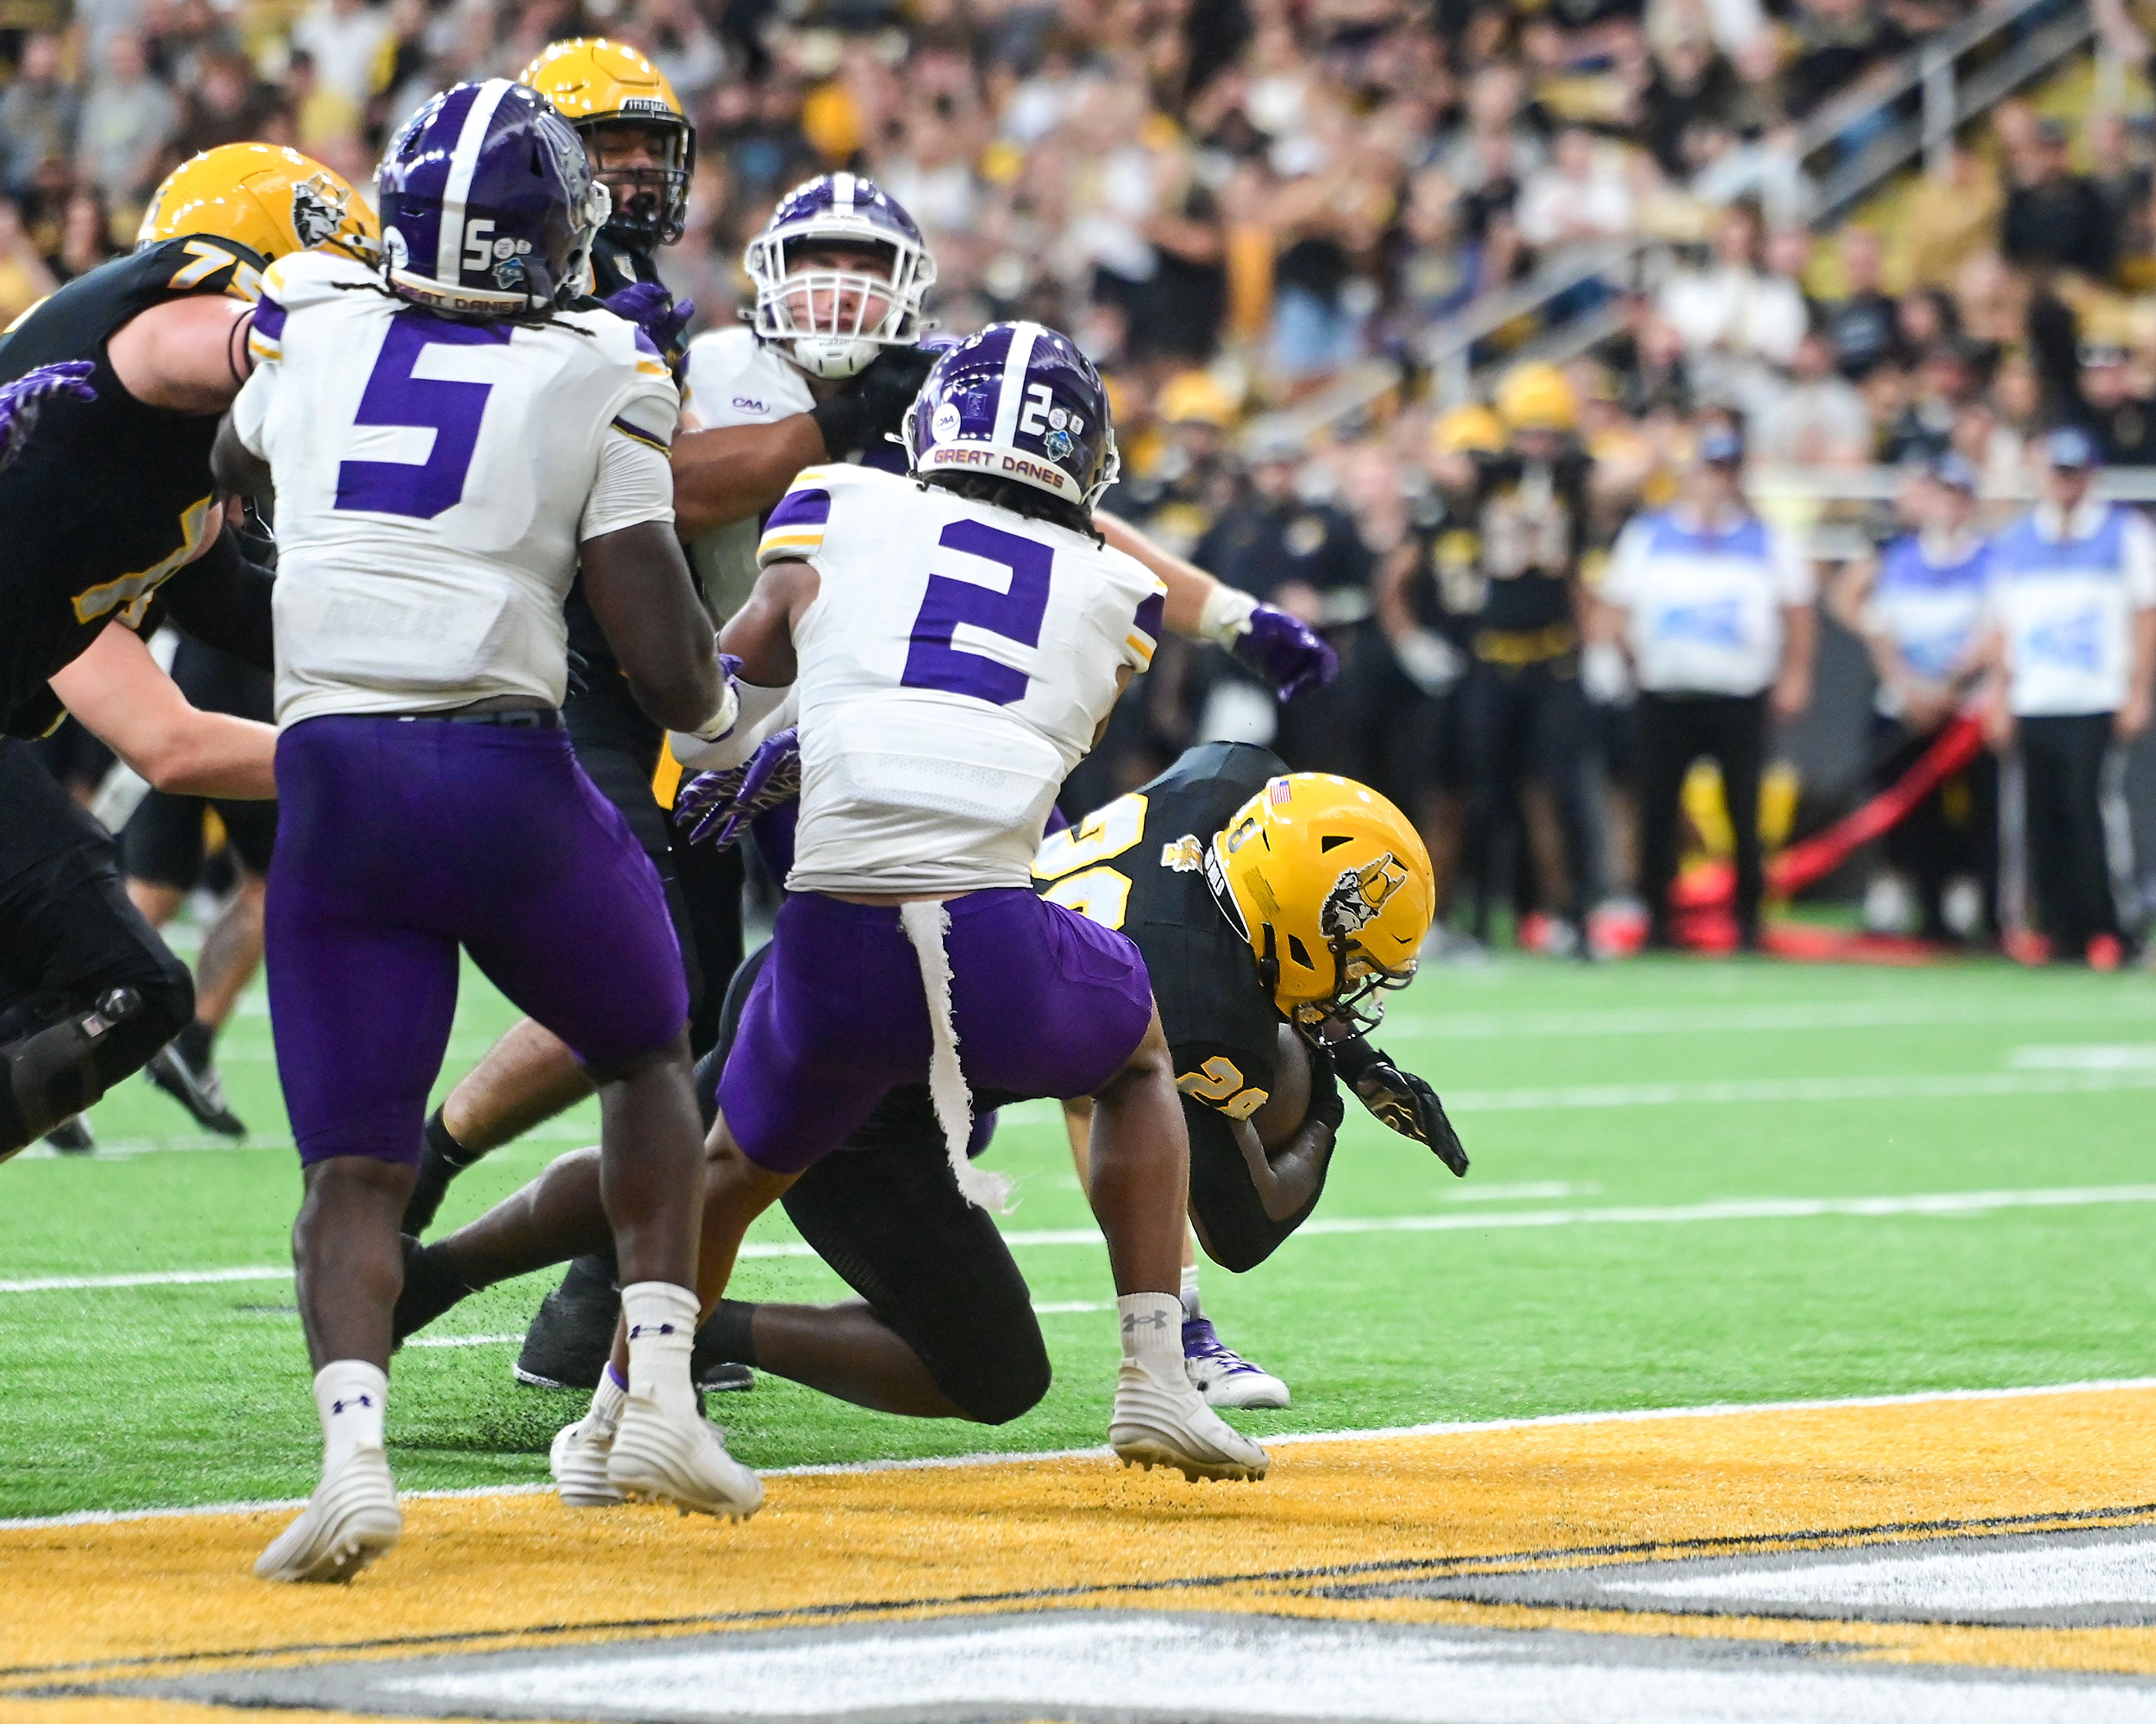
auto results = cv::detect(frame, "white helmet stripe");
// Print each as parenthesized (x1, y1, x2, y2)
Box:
(990, 321, 1039, 451)
(833, 170, 855, 209)
(436, 77, 514, 287)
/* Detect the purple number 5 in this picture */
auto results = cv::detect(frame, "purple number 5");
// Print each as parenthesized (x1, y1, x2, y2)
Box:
(335, 311, 507, 519)
(901, 518, 1052, 705)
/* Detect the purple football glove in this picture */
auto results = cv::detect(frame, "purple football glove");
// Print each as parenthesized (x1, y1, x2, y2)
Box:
(602, 281, 695, 353)
(676, 726, 802, 851)
(0, 361, 95, 472)
(1234, 603, 1337, 701)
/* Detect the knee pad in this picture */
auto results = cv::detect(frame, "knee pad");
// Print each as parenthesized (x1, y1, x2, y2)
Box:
(934, 1335, 1051, 1426)
(1, 987, 143, 1151)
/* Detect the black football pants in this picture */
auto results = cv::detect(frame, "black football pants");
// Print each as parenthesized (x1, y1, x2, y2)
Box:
(2018, 712, 2122, 954)
(1461, 657, 1601, 936)
(0, 738, 193, 1156)
(1637, 690, 1767, 947)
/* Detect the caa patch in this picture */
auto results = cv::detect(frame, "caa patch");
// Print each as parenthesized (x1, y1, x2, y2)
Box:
(1321, 854, 1408, 937)
(931, 402, 962, 442)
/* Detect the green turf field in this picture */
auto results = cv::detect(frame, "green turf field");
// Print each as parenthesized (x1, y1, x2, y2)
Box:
(6, 943, 2156, 1522)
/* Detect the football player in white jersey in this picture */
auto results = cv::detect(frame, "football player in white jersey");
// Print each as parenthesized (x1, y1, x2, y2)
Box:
(211, 81, 761, 1579)
(541, 322, 1271, 1492)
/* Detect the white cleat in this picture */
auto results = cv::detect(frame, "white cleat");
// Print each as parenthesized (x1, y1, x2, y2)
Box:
(255, 1447, 402, 1583)
(606, 1396, 764, 1521)
(550, 1415, 624, 1508)
(1109, 1357, 1270, 1483)
(1183, 1318, 1290, 1410)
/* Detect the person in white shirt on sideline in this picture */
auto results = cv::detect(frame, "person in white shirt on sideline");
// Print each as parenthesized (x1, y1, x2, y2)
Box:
(1828, 451, 1997, 942)
(1978, 426, 2156, 968)
(1600, 417, 1816, 950)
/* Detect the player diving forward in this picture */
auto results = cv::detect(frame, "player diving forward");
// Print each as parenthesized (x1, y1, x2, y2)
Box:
(399, 746, 1464, 1437)
(0, 143, 375, 1161)
(212, 80, 759, 1581)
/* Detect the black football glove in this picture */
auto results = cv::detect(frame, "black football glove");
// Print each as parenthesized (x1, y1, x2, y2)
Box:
(807, 343, 941, 459)
(1331, 1037, 1468, 1177)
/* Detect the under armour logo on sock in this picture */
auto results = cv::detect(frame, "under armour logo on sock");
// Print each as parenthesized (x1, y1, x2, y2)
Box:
(1122, 1311, 1172, 1337)
(629, 1322, 675, 1339)
(330, 1394, 374, 1414)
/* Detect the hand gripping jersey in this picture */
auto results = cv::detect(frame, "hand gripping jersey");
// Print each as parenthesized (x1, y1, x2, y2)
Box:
(759, 463, 1164, 895)
(1034, 741, 1331, 1124)
(0, 235, 263, 734)
(230, 250, 679, 724)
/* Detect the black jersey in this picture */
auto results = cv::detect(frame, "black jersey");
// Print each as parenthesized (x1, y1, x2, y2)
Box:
(0, 235, 264, 734)
(1035, 740, 1298, 1120)
(1464, 447, 1593, 646)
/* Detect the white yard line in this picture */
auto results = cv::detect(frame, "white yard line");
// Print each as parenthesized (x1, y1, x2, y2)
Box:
(12, 1182, 2156, 1296)
(8, 1375, 2154, 1532)
(1444, 1068, 2156, 1112)
(1405, 993, 2156, 1041)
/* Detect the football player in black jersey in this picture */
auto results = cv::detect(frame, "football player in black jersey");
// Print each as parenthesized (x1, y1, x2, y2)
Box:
(0, 144, 377, 1160)
(1428, 362, 1606, 954)
(393, 744, 1463, 1430)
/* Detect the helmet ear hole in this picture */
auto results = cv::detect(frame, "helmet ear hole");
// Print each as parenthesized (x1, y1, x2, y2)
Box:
(1319, 834, 1351, 851)
(1286, 935, 1315, 969)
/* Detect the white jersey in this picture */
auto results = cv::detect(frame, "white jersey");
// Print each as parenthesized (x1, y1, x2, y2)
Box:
(231, 250, 679, 727)
(679, 326, 814, 624)
(759, 464, 1164, 895)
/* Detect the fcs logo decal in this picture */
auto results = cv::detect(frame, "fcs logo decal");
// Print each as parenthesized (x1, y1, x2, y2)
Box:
(1159, 835, 1204, 873)
(1321, 853, 1408, 937)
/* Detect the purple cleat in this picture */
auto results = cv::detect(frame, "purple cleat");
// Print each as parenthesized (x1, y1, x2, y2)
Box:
(1183, 1318, 1289, 1410)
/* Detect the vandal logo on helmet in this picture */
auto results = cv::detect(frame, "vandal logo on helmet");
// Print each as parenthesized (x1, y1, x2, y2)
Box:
(1320, 854, 1409, 937)
(290, 174, 346, 249)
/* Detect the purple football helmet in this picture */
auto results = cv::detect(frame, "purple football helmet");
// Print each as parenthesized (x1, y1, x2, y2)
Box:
(377, 79, 610, 318)
(903, 322, 1120, 510)
(744, 172, 936, 380)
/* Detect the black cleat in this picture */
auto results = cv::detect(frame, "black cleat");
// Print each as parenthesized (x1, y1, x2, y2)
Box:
(392, 1234, 481, 1347)
(144, 1043, 246, 1137)
(43, 1115, 93, 1154)
(694, 1357, 756, 1395)
(513, 1255, 620, 1390)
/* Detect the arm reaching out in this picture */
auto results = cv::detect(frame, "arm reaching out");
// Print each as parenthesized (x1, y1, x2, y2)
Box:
(49, 622, 277, 799)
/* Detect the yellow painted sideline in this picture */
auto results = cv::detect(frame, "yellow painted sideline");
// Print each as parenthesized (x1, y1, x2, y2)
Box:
(6, 1385, 2156, 1705)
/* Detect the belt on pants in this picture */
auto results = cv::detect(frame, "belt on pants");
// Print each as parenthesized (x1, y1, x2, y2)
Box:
(391, 707, 565, 729)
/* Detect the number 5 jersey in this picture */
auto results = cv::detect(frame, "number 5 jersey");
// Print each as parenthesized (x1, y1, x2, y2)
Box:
(230, 249, 679, 726)
(756, 463, 1164, 897)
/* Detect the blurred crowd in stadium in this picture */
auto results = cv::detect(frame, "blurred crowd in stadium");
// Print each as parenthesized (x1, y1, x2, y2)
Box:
(11, 0, 2156, 963)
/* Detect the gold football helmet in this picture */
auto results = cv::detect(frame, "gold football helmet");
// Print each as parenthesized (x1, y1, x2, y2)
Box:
(138, 144, 379, 268)
(522, 38, 694, 247)
(1208, 774, 1435, 1032)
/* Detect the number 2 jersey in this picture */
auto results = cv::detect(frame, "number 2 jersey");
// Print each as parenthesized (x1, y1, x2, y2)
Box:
(1034, 740, 1339, 1125)
(0, 235, 264, 735)
(757, 463, 1165, 896)
(229, 250, 680, 726)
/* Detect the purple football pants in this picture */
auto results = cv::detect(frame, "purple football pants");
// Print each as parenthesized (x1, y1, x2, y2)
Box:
(267, 716, 688, 1169)
(716, 887, 1155, 1175)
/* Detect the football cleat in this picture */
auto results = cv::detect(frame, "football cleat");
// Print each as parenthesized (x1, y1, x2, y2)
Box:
(1109, 1357, 1270, 1483)
(514, 1256, 621, 1390)
(254, 1447, 402, 1582)
(42, 1115, 93, 1154)
(694, 1356, 755, 1394)
(145, 1043, 245, 1137)
(606, 1398, 763, 1521)
(550, 1415, 624, 1509)
(1183, 1319, 1290, 1410)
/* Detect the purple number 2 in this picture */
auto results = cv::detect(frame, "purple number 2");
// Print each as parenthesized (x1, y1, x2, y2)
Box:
(901, 518, 1052, 705)
(335, 310, 506, 519)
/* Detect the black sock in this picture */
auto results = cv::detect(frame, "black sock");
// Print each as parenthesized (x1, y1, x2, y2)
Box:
(175, 1019, 214, 1068)
(424, 1106, 480, 1171)
(695, 1299, 758, 1371)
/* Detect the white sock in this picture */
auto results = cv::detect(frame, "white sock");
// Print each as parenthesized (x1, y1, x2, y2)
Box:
(1179, 1262, 1202, 1324)
(621, 1281, 699, 1417)
(585, 1362, 627, 1436)
(1119, 1292, 1184, 1379)
(313, 1360, 387, 1475)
